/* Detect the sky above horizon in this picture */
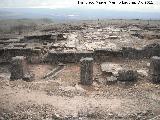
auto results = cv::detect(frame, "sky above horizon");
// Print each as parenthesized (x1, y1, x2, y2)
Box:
(0, 0, 160, 12)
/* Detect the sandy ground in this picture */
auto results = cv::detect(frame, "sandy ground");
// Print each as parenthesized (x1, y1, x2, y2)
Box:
(0, 61, 160, 120)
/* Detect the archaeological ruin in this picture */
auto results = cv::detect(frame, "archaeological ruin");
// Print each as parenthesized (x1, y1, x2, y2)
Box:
(0, 19, 160, 120)
(0, 20, 159, 85)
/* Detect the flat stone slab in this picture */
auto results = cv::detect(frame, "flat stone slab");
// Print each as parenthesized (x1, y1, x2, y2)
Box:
(101, 62, 123, 75)
(80, 57, 94, 62)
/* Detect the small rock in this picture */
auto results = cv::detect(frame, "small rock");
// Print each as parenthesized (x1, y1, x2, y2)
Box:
(116, 114, 124, 119)
(108, 113, 114, 118)
(137, 69, 148, 77)
(147, 63, 150, 67)
(0, 117, 5, 120)
(52, 113, 62, 120)
(106, 76, 117, 85)
(75, 84, 86, 93)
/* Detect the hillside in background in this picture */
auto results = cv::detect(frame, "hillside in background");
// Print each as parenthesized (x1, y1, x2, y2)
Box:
(0, 8, 160, 20)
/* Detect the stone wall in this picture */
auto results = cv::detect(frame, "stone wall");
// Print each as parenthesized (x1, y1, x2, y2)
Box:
(94, 43, 160, 61)
(121, 43, 160, 59)
(1, 43, 159, 64)
(45, 51, 94, 63)
(94, 48, 122, 62)
(21, 34, 56, 43)
(0, 48, 41, 63)
(143, 43, 160, 58)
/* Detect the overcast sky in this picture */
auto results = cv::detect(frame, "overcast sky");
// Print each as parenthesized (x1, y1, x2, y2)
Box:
(0, 0, 160, 12)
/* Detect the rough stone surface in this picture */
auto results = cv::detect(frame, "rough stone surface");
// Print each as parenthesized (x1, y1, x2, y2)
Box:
(117, 70, 138, 82)
(45, 51, 94, 63)
(150, 56, 160, 83)
(10, 56, 31, 80)
(101, 62, 123, 76)
(80, 57, 93, 85)
(106, 76, 117, 85)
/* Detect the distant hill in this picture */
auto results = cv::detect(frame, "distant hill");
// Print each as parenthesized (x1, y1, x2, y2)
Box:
(0, 8, 160, 20)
